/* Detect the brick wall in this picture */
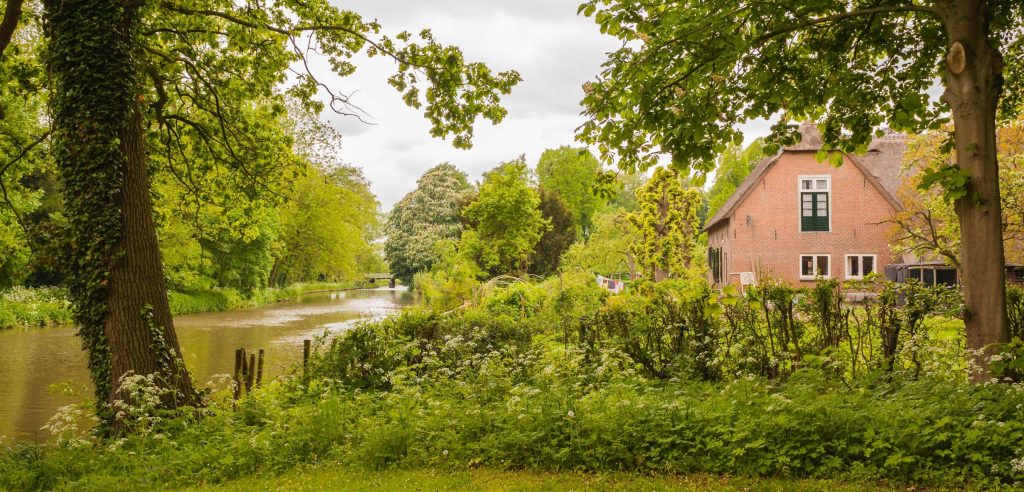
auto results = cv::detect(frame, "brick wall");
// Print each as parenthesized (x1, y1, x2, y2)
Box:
(711, 150, 898, 286)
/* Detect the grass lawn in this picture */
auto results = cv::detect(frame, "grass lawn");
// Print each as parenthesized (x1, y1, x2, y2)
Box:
(189, 467, 916, 492)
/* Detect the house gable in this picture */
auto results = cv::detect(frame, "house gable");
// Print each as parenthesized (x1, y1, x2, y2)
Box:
(704, 126, 906, 232)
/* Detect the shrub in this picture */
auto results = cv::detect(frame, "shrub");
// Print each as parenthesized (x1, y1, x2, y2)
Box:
(5, 367, 1024, 489)
(580, 277, 720, 381)
(10, 275, 1024, 490)
(311, 308, 535, 390)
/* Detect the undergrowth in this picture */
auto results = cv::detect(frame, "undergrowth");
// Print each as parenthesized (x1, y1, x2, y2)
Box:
(3, 276, 1024, 490)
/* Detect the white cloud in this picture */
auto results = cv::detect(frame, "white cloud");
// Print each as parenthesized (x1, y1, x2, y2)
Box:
(314, 1, 769, 209)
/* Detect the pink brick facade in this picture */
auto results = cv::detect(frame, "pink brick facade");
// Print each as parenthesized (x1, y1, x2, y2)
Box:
(705, 131, 906, 287)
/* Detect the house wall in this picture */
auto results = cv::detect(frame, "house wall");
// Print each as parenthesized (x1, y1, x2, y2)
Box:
(723, 151, 898, 286)
(706, 221, 732, 285)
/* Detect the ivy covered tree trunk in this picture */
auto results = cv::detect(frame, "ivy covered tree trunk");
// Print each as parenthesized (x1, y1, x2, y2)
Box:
(45, 0, 199, 424)
(941, 0, 1009, 381)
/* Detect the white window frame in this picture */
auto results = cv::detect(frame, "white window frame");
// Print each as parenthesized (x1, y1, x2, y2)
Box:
(797, 175, 832, 233)
(844, 254, 877, 280)
(799, 254, 831, 280)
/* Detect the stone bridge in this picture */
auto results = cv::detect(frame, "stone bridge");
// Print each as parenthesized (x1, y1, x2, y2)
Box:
(365, 273, 396, 288)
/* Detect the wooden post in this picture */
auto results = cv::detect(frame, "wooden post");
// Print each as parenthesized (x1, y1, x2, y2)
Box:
(246, 353, 256, 393)
(233, 348, 243, 401)
(256, 349, 265, 386)
(303, 339, 311, 381)
(240, 348, 249, 396)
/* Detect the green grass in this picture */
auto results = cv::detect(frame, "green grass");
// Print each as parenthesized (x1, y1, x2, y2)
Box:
(926, 315, 966, 341)
(189, 467, 912, 492)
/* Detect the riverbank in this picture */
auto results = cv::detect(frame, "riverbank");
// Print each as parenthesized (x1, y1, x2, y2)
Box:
(0, 281, 376, 329)
(0, 287, 73, 329)
(1, 275, 1020, 489)
(166, 281, 374, 316)
(0, 288, 415, 443)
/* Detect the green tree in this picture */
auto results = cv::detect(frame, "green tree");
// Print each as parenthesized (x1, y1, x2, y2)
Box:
(9, 0, 520, 423)
(0, 13, 49, 289)
(578, 0, 1023, 374)
(536, 146, 603, 237)
(528, 187, 576, 277)
(270, 102, 381, 287)
(606, 171, 646, 212)
(412, 239, 482, 310)
(628, 167, 701, 281)
(271, 165, 379, 286)
(707, 139, 766, 219)
(562, 209, 637, 278)
(461, 158, 548, 277)
(385, 163, 472, 285)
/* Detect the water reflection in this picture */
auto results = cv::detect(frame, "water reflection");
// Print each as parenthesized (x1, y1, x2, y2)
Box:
(0, 287, 414, 442)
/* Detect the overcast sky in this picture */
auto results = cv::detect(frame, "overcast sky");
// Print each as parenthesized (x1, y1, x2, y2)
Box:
(318, 1, 769, 210)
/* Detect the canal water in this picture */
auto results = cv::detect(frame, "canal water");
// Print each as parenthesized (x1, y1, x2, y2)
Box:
(0, 287, 415, 442)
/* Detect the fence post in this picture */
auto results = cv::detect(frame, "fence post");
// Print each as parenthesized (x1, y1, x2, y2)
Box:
(246, 353, 256, 393)
(233, 348, 243, 401)
(256, 349, 265, 386)
(303, 339, 311, 382)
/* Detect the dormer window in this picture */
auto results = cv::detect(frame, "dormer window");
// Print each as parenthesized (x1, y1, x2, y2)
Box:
(799, 176, 830, 232)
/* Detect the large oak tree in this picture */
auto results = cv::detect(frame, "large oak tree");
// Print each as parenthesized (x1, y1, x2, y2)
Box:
(578, 0, 1023, 378)
(2, 0, 519, 426)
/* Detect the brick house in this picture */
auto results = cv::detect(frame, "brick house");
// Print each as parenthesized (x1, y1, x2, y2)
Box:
(705, 123, 907, 287)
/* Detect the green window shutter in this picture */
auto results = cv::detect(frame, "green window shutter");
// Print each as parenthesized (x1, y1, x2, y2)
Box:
(816, 192, 829, 231)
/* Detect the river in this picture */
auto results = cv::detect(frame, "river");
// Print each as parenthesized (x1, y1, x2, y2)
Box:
(0, 287, 415, 442)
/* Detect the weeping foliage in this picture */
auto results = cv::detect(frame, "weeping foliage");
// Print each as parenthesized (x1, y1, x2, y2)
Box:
(272, 165, 379, 287)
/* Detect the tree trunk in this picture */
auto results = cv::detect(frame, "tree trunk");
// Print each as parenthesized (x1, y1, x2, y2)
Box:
(106, 102, 199, 410)
(268, 257, 282, 288)
(45, 0, 199, 427)
(0, 0, 23, 58)
(941, 0, 1009, 381)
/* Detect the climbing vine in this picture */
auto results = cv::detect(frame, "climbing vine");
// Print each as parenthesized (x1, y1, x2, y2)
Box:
(44, 0, 139, 409)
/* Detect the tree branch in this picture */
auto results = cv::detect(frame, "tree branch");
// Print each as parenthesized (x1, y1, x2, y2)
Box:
(0, 129, 49, 237)
(158, 2, 429, 70)
(0, 129, 50, 180)
(754, 5, 941, 44)
(0, 0, 23, 58)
